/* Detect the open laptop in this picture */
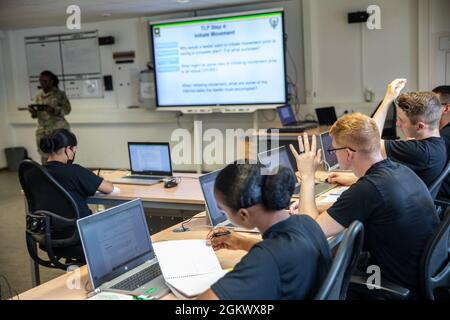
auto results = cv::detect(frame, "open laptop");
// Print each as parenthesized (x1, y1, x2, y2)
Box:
(111, 142, 173, 185)
(199, 170, 259, 233)
(315, 106, 338, 126)
(319, 131, 339, 171)
(257, 145, 335, 197)
(77, 199, 170, 298)
(268, 105, 318, 133)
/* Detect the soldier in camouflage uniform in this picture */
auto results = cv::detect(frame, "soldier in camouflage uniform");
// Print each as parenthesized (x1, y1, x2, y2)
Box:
(28, 70, 71, 164)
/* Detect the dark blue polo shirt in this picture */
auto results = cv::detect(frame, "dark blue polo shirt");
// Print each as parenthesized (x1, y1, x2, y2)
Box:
(211, 215, 331, 300)
(384, 137, 446, 187)
(328, 159, 439, 291)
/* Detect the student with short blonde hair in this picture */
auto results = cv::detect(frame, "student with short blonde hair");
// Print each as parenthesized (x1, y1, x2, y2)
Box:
(329, 112, 381, 155)
(289, 113, 439, 295)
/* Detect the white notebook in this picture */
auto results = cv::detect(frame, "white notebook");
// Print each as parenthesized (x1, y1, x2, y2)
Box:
(153, 240, 227, 298)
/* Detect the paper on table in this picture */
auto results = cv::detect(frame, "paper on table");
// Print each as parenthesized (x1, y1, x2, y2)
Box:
(166, 270, 227, 298)
(153, 240, 223, 279)
(317, 186, 349, 204)
(88, 291, 133, 300)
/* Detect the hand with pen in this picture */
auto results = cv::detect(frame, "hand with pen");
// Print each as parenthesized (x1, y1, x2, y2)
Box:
(206, 227, 259, 252)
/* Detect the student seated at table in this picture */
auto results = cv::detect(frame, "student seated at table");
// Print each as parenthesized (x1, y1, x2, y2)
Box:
(198, 163, 332, 300)
(289, 113, 440, 296)
(40, 128, 114, 218)
(330, 80, 446, 188)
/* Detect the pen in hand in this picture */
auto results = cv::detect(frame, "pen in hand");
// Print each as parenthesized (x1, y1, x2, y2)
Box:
(211, 230, 231, 238)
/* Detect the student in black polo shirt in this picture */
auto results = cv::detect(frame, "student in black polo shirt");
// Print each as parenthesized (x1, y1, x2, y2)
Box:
(198, 164, 332, 300)
(372, 79, 446, 187)
(289, 113, 439, 295)
(433, 85, 450, 198)
(40, 129, 114, 218)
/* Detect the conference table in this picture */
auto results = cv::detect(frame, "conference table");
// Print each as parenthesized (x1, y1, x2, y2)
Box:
(18, 186, 339, 300)
(88, 171, 206, 211)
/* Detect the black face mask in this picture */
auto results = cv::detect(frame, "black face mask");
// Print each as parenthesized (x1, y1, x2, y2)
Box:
(65, 148, 76, 165)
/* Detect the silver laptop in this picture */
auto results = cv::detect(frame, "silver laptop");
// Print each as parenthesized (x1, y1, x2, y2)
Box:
(257, 145, 335, 196)
(199, 169, 259, 233)
(319, 131, 339, 171)
(77, 199, 169, 298)
(111, 142, 173, 185)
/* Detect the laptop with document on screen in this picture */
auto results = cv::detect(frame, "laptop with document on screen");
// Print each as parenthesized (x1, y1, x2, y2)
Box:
(77, 199, 169, 298)
(199, 169, 259, 233)
(111, 142, 173, 185)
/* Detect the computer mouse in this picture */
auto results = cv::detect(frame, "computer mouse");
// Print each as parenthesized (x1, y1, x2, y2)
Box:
(164, 179, 178, 188)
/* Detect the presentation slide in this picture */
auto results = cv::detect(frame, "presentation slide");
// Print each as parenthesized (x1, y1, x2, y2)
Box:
(151, 11, 286, 107)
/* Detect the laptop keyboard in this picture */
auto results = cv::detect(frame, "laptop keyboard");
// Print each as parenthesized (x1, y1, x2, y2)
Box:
(127, 176, 163, 180)
(111, 263, 162, 291)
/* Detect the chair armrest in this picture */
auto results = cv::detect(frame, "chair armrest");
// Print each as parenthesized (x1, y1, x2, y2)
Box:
(349, 275, 411, 300)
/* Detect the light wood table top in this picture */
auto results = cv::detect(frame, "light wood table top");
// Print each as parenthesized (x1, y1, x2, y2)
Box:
(89, 171, 205, 209)
(17, 213, 259, 300)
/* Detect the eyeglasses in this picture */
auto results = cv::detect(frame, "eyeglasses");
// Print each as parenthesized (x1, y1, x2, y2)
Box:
(327, 147, 356, 155)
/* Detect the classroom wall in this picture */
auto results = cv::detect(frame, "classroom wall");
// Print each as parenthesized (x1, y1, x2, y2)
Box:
(1, 0, 449, 171)
(0, 37, 12, 168)
(2, 0, 303, 171)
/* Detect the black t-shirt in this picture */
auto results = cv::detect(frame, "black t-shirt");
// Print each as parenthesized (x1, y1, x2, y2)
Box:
(211, 215, 332, 300)
(384, 137, 446, 187)
(438, 123, 450, 198)
(328, 159, 439, 291)
(45, 161, 103, 218)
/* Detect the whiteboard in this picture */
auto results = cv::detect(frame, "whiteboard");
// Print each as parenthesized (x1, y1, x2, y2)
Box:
(26, 41, 63, 76)
(61, 37, 101, 75)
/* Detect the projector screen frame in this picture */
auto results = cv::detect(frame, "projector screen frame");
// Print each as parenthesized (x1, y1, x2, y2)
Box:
(149, 8, 288, 113)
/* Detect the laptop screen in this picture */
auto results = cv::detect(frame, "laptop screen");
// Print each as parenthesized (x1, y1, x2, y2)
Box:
(315, 106, 338, 125)
(199, 170, 228, 227)
(320, 132, 338, 170)
(77, 199, 154, 289)
(128, 143, 172, 175)
(257, 145, 296, 174)
(276, 105, 297, 126)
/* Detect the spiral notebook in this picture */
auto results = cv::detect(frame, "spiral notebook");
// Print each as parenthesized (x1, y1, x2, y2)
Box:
(152, 240, 227, 298)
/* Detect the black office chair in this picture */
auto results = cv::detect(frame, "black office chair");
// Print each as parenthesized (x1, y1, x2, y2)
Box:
(315, 221, 364, 300)
(429, 161, 450, 200)
(350, 208, 450, 300)
(18, 159, 85, 285)
(428, 161, 450, 220)
(420, 208, 450, 299)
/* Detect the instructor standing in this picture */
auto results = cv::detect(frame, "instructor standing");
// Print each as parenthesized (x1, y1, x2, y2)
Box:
(28, 70, 71, 164)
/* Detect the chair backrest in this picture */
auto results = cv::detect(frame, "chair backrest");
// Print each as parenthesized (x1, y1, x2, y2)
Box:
(429, 161, 450, 200)
(315, 221, 365, 300)
(420, 208, 450, 300)
(18, 159, 80, 235)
